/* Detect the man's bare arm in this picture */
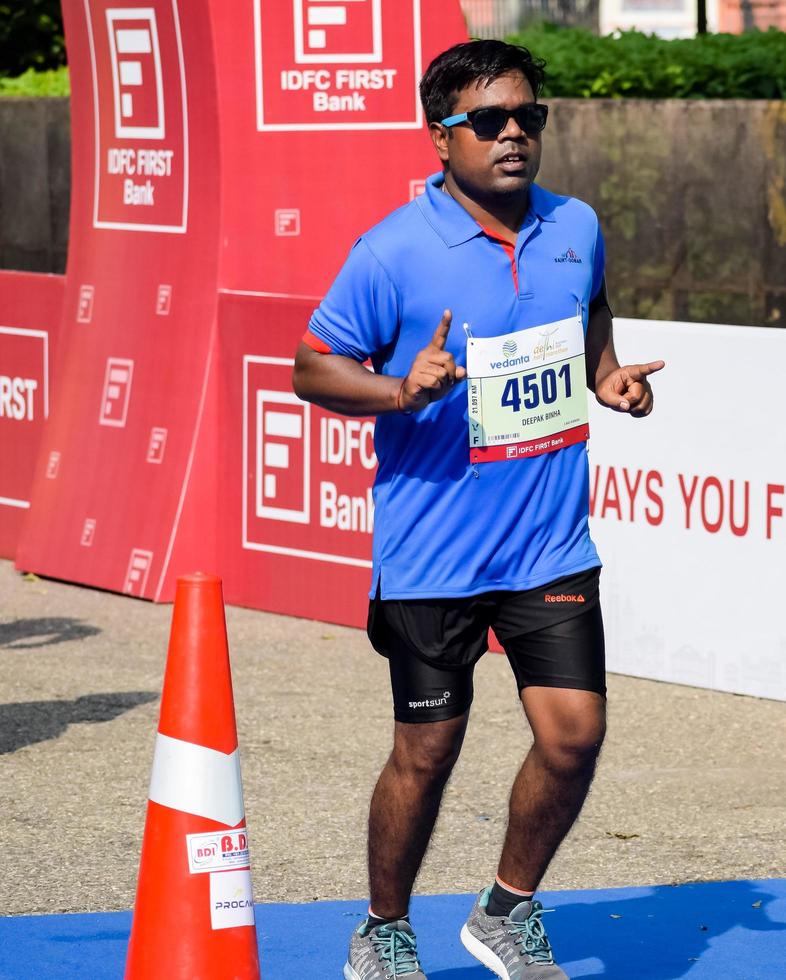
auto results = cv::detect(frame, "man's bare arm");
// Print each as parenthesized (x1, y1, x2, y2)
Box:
(585, 306, 665, 416)
(584, 305, 618, 394)
(293, 310, 467, 417)
(293, 342, 402, 416)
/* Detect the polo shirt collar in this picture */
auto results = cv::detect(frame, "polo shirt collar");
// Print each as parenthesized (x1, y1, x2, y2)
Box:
(417, 172, 555, 248)
(528, 183, 558, 223)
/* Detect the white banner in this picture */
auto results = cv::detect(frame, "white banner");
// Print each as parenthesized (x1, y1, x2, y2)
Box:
(588, 318, 786, 701)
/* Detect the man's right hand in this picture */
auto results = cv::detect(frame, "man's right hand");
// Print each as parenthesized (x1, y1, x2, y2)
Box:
(398, 310, 467, 413)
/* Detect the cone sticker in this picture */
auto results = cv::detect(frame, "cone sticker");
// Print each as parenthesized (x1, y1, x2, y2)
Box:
(125, 573, 260, 979)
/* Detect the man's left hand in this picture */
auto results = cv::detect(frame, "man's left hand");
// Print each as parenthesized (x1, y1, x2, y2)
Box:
(595, 360, 665, 417)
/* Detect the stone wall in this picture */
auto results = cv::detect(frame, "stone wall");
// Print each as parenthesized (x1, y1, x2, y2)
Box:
(540, 99, 786, 328)
(0, 98, 70, 275)
(1, 97, 785, 326)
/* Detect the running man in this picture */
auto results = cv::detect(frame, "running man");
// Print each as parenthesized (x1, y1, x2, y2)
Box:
(294, 39, 663, 980)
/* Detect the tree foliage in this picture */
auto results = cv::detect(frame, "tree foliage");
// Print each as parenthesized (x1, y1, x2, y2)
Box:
(3, 10, 784, 100)
(0, 0, 66, 77)
(510, 26, 786, 99)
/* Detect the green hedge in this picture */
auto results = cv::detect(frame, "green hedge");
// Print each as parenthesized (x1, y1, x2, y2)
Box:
(510, 26, 786, 99)
(4, 27, 785, 100)
(0, 65, 69, 97)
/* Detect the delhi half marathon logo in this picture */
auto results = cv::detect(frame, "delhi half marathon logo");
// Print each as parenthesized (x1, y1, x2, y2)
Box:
(554, 248, 582, 264)
(532, 327, 568, 363)
(502, 340, 517, 357)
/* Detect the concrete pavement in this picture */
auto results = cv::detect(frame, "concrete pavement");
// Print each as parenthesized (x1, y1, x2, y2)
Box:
(1, 558, 784, 917)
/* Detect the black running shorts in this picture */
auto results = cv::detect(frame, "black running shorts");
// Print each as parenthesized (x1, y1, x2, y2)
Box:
(367, 568, 605, 723)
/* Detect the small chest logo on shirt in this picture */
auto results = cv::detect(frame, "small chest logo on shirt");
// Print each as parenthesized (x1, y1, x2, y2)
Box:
(554, 248, 582, 264)
(544, 593, 586, 603)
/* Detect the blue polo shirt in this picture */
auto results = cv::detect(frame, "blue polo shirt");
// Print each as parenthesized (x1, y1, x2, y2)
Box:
(307, 172, 604, 599)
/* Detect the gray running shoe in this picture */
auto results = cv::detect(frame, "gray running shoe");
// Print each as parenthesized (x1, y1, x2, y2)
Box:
(460, 887, 567, 980)
(344, 918, 427, 979)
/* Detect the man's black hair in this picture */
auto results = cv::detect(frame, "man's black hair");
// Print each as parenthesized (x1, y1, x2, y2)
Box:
(419, 39, 546, 125)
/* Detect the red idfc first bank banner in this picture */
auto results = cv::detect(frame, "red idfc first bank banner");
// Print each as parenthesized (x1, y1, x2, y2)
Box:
(211, 0, 468, 618)
(213, 1, 467, 299)
(18, 0, 468, 614)
(17, 0, 221, 598)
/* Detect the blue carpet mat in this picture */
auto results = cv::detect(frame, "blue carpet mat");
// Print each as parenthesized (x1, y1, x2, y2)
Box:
(1, 880, 784, 979)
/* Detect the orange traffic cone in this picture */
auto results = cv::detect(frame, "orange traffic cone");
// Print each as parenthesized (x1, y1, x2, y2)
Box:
(125, 573, 261, 979)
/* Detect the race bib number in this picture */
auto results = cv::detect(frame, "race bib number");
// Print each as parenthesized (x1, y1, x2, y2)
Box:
(467, 315, 589, 464)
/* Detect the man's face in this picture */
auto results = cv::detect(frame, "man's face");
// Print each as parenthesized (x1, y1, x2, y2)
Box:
(430, 71, 542, 203)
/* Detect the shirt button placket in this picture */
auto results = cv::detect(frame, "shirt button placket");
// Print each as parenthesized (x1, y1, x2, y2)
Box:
(517, 215, 538, 300)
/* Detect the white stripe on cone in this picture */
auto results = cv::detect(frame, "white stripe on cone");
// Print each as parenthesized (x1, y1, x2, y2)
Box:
(148, 733, 245, 826)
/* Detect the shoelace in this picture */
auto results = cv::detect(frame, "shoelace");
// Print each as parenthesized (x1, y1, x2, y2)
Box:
(370, 924, 422, 976)
(508, 906, 556, 965)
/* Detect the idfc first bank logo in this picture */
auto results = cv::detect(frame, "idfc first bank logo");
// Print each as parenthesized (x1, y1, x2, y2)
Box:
(255, 0, 423, 130)
(85, 0, 188, 232)
(0, 326, 49, 509)
(243, 356, 375, 569)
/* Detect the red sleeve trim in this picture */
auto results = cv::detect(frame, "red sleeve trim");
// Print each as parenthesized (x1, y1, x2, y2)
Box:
(302, 329, 332, 354)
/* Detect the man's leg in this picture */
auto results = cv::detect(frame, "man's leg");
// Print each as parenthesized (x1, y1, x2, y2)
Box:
(347, 709, 469, 979)
(350, 592, 484, 978)
(461, 592, 605, 978)
(496, 686, 606, 891)
(364, 590, 486, 920)
(368, 711, 469, 919)
(460, 688, 604, 979)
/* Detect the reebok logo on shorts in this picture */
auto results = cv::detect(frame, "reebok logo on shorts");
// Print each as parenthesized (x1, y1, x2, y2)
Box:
(544, 593, 585, 603)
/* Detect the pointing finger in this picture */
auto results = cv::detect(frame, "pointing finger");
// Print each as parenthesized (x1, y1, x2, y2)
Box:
(430, 309, 452, 350)
(625, 360, 666, 381)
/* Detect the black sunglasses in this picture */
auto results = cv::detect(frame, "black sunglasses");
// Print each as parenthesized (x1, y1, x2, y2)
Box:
(441, 103, 548, 140)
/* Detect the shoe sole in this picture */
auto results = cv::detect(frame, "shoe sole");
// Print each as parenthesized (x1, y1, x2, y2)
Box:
(460, 924, 510, 979)
(343, 963, 362, 980)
